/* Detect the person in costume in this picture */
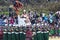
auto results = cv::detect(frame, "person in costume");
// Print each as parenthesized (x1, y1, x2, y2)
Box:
(26, 28, 32, 40)
(13, 0, 23, 15)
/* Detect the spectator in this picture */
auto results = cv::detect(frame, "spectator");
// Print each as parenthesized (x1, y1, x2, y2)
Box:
(26, 29, 32, 40)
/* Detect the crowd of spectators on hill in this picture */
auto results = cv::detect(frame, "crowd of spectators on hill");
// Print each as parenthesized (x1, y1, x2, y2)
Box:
(0, 10, 60, 27)
(0, 9, 60, 37)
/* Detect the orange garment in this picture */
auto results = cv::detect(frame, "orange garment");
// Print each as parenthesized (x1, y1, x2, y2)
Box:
(13, 0, 23, 15)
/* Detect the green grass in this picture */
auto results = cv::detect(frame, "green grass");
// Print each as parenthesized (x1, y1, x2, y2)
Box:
(0, 11, 9, 15)
(0, 5, 50, 16)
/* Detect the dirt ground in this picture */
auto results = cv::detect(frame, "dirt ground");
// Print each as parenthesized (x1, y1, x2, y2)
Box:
(49, 37, 60, 40)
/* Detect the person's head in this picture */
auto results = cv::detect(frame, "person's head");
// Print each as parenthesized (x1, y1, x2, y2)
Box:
(42, 13, 45, 17)
(28, 11, 30, 13)
(50, 11, 53, 15)
(23, 9, 26, 14)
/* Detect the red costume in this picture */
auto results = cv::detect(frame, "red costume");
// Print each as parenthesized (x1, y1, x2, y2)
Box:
(13, 0, 23, 15)
(26, 29, 32, 40)
(0, 27, 3, 39)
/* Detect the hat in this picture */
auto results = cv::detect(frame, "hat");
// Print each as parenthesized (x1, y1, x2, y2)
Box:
(23, 9, 26, 12)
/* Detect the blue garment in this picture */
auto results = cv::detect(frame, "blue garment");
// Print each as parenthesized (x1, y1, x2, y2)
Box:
(44, 16, 48, 21)
(0, 19, 5, 26)
(49, 14, 54, 23)
(49, 19, 53, 23)
(43, 16, 48, 22)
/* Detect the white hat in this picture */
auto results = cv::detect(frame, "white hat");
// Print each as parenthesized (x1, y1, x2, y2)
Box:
(23, 9, 26, 12)
(42, 13, 45, 17)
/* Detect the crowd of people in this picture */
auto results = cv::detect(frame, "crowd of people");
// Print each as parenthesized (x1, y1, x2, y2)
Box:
(0, 9, 60, 37)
